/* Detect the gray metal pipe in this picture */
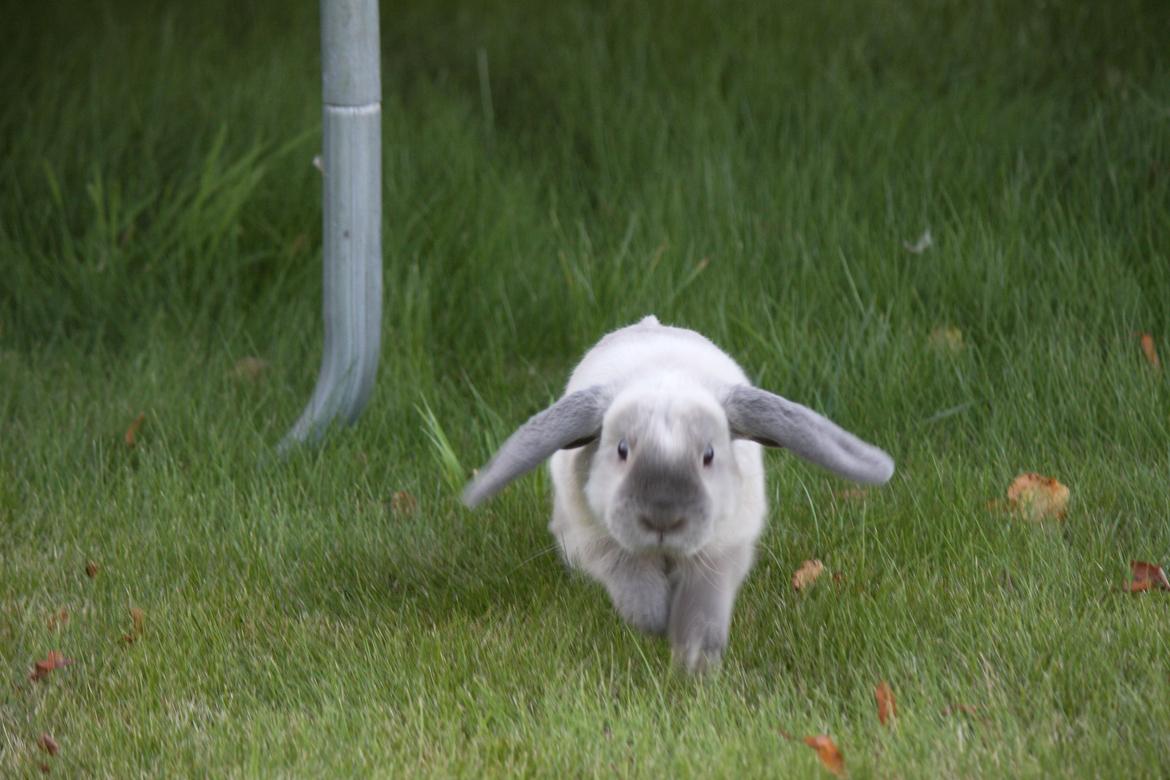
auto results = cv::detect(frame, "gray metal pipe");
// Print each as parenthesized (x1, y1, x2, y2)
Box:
(280, 0, 382, 452)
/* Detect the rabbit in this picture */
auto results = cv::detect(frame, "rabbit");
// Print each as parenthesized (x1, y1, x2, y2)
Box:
(462, 315, 894, 672)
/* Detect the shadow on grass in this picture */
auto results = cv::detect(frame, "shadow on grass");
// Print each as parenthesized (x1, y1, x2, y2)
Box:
(275, 502, 582, 629)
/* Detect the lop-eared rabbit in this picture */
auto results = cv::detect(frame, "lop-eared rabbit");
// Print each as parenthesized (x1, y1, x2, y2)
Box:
(463, 316, 893, 672)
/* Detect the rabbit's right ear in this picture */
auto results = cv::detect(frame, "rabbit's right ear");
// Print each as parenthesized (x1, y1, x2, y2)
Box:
(462, 386, 610, 507)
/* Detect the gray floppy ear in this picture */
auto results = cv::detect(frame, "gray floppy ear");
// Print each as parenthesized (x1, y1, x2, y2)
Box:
(462, 385, 610, 507)
(723, 385, 894, 485)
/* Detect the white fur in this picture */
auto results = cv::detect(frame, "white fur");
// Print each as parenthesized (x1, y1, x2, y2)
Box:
(546, 316, 768, 670)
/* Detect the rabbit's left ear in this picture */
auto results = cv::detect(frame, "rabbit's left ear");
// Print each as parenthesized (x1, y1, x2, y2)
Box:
(462, 386, 610, 507)
(723, 385, 894, 485)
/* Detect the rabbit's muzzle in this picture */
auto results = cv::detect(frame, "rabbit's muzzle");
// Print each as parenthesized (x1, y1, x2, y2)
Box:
(612, 457, 711, 553)
(638, 512, 686, 533)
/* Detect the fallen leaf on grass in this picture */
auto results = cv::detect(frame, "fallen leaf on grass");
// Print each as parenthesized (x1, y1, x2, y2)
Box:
(778, 730, 846, 777)
(834, 487, 870, 503)
(942, 703, 980, 717)
(1128, 560, 1170, 593)
(123, 607, 146, 644)
(29, 651, 75, 682)
(123, 413, 146, 448)
(85, 561, 99, 578)
(904, 228, 933, 254)
(47, 609, 69, 632)
(792, 559, 825, 592)
(875, 681, 896, 726)
(928, 326, 964, 353)
(1006, 472, 1069, 522)
(1138, 332, 1160, 370)
(231, 356, 269, 382)
(37, 733, 59, 756)
(390, 490, 418, 517)
(803, 735, 846, 776)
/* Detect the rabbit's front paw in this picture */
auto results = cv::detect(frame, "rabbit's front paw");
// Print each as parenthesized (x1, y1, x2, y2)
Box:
(603, 556, 671, 636)
(671, 631, 726, 674)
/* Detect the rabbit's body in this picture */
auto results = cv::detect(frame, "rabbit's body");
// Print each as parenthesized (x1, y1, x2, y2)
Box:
(548, 317, 767, 669)
(463, 316, 893, 672)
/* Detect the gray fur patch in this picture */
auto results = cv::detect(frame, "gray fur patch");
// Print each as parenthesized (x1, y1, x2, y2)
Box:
(622, 453, 705, 525)
(668, 542, 755, 672)
(723, 385, 894, 484)
(462, 385, 611, 507)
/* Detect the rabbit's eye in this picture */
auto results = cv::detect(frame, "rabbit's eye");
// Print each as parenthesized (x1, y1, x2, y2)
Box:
(702, 445, 715, 466)
(617, 438, 629, 461)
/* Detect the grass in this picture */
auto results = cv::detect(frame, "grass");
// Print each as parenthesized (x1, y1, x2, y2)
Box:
(3, 0, 1170, 775)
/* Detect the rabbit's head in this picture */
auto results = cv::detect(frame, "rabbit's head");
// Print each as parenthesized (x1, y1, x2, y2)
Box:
(462, 376, 893, 547)
(582, 379, 736, 555)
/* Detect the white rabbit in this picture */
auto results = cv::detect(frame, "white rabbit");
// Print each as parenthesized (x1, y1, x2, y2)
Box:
(462, 315, 893, 672)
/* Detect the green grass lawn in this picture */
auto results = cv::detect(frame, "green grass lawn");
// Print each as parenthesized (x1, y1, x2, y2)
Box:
(3, 0, 1170, 775)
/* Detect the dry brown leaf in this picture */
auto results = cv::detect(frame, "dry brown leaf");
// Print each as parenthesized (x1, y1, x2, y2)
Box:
(1139, 332, 1160, 369)
(834, 487, 870, 503)
(1006, 472, 1069, 522)
(85, 561, 99, 579)
(928, 325, 964, 353)
(47, 609, 69, 632)
(29, 651, 75, 682)
(122, 607, 146, 644)
(875, 681, 896, 726)
(942, 703, 980, 717)
(231, 356, 269, 382)
(391, 490, 418, 517)
(803, 735, 846, 776)
(123, 412, 146, 448)
(38, 733, 59, 756)
(1129, 560, 1170, 593)
(792, 559, 826, 592)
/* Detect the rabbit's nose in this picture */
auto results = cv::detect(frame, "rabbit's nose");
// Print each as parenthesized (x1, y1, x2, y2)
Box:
(639, 514, 686, 534)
